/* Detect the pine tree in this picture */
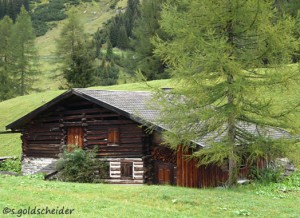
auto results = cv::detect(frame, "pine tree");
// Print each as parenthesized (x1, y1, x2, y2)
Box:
(154, 0, 300, 186)
(124, 0, 139, 37)
(10, 7, 38, 96)
(117, 25, 129, 49)
(64, 41, 95, 88)
(7, 0, 16, 21)
(130, 0, 168, 80)
(106, 39, 113, 61)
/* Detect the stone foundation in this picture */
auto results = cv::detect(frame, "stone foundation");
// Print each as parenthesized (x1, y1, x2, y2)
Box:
(21, 157, 146, 184)
(22, 157, 58, 175)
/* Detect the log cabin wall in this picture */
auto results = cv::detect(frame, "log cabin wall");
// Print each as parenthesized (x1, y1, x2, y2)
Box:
(176, 146, 266, 188)
(20, 96, 151, 180)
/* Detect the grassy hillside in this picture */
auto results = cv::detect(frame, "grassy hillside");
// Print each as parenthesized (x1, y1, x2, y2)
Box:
(0, 173, 299, 218)
(1, 76, 299, 161)
(34, 0, 128, 92)
(0, 80, 172, 157)
(0, 74, 299, 163)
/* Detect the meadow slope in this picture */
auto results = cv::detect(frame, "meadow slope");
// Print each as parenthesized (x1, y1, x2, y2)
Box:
(34, 0, 128, 91)
(0, 174, 299, 218)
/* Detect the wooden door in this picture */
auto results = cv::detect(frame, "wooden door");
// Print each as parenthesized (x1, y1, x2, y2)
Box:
(158, 168, 171, 184)
(156, 162, 175, 185)
(67, 127, 83, 148)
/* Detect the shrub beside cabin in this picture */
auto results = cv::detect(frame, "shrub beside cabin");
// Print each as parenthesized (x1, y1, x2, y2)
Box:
(6, 89, 277, 187)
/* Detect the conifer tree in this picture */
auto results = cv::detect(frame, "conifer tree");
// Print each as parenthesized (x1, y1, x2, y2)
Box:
(117, 25, 129, 49)
(124, 0, 139, 37)
(64, 41, 94, 88)
(10, 7, 38, 96)
(154, 0, 300, 186)
(130, 0, 168, 80)
(56, 8, 94, 88)
(0, 16, 14, 100)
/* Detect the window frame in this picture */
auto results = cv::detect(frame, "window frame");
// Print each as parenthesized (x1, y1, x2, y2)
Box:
(107, 127, 120, 146)
(120, 162, 133, 179)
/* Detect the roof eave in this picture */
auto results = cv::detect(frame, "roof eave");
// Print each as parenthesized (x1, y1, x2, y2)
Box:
(6, 90, 74, 131)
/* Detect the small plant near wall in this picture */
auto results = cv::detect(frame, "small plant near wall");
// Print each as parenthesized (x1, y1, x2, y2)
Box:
(0, 157, 21, 174)
(56, 145, 109, 183)
(250, 165, 284, 184)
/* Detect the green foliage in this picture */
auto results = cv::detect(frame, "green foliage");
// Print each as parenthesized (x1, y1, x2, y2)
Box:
(0, 157, 21, 173)
(253, 171, 300, 199)
(31, 19, 48, 37)
(56, 146, 109, 183)
(32, 0, 66, 22)
(250, 166, 284, 184)
(109, 0, 119, 9)
(31, 0, 66, 36)
(56, 8, 95, 88)
(0, 16, 15, 101)
(95, 59, 119, 86)
(97, 0, 139, 50)
(0, 0, 29, 22)
(64, 0, 80, 6)
(117, 25, 129, 49)
(129, 0, 169, 80)
(10, 6, 38, 96)
(154, 0, 300, 186)
(63, 41, 95, 88)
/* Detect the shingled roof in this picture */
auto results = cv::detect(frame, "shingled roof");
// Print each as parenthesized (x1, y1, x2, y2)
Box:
(6, 88, 161, 131)
(6, 88, 290, 147)
(75, 88, 160, 124)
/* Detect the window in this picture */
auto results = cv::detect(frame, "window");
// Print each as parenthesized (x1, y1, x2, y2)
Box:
(107, 128, 119, 146)
(121, 162, 133, 179)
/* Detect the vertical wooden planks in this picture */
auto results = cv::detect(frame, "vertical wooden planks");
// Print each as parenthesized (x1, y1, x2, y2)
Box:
(176, 146, 182, 186)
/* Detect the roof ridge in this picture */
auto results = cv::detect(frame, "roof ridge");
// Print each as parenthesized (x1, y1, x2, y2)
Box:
(84, 89, 152, 93)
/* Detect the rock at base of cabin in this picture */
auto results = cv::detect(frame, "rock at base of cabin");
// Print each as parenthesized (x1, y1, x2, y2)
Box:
(0, 171, 19, 176)
(275, 158, 296, 176)
(22, 157, 58, 175)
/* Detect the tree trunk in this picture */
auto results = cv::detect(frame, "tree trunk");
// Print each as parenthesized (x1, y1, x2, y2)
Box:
(227, 73, 238, 187)
(226, 15, 238, 187)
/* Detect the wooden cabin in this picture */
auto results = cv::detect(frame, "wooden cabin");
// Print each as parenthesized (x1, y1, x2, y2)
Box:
(6, 89, 271, 187)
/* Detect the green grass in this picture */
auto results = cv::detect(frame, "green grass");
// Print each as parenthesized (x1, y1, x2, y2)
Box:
(34, 0, 128, 92)
(0, 80, 172, 157)
(0, 173, 299, 218)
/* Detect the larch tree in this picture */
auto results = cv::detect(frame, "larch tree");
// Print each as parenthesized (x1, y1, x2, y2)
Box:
(56, 8, 94, 88)
(154, 0, 300, 186)
(10, 6, 38, 96)
(0, 15, 14, 101)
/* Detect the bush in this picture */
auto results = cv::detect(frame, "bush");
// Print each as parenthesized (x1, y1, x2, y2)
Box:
(31, 0, 67, 36)
(0, 157, 21, 174)
(56, 145, 109, 183)
(250, 165, 284, 184)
